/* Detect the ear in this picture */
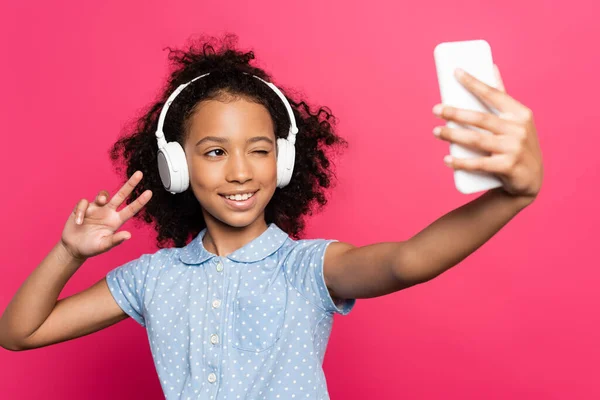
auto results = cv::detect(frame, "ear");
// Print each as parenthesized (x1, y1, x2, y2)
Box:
(493, 64, 506, 93)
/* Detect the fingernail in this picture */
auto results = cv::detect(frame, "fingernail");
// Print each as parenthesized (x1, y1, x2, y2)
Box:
(98, 196, 106, 202)
(455, 68, 465, 78)
(76, 216, 82, 224)
(432, 104, 444, 116)
(433, 127, 441, 136)
(444, 155, 453, 165)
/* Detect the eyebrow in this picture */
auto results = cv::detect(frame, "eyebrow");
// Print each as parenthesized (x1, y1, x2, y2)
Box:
(195, 136, 274, 147)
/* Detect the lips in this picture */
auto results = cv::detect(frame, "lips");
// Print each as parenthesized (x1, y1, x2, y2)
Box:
(222, 191, 257, 201)
(219, 190, 258, 211)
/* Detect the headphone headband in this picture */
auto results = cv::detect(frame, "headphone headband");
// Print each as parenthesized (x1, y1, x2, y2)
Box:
(155, 72, 298, 149)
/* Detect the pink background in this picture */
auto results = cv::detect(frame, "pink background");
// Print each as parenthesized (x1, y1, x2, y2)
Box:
(1, 0, 598, 399)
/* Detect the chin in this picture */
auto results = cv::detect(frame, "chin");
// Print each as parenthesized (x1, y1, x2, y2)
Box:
(202, 205, 266, 230)
(219, 215, 260, 228)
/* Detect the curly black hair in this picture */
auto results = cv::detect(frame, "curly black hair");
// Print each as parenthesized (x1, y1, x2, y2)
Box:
(110, 34, 347, 248)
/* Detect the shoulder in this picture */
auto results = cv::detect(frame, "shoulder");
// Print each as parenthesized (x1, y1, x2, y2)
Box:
(280, 238, 355, 294)
(283, 239, 357, 313)
(279, 237, 356, 264)
(107, 247, 178, 278)
(279, 237, 336, 259)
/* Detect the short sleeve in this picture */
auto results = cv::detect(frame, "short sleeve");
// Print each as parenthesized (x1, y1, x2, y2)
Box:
(283, 239, 356, 315)
(106, 253, 152, 327)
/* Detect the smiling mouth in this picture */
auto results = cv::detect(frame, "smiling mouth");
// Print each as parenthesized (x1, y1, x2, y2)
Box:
(219, 191, 258, 201)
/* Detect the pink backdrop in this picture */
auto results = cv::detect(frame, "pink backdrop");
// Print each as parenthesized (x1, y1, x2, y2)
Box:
(1, 0, 598, 398)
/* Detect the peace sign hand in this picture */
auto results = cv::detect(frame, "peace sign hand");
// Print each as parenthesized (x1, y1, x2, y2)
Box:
(60, 171, 153, 261)
(432, 65, 544, 200)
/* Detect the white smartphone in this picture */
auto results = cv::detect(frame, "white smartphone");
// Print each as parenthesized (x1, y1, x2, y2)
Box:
(433, 39, 503, 194)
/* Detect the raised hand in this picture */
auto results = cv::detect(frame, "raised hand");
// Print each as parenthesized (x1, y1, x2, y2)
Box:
(60, 171, 153, 260)
(432, 65, 544, 200)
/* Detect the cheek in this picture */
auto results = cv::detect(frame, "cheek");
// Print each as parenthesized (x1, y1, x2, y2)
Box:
(187, 157, 220, 188)
(262, 156, 278, 182)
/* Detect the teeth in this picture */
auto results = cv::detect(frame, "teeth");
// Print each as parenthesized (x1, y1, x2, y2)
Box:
(225, 192, 255, 201)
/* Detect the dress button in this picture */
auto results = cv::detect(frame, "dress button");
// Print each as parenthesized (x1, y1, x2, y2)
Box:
(212, 299, 221, 309)
(216, 264, 223, 272)
(210, 334, 219, 345)
(207, 373, 217, 383)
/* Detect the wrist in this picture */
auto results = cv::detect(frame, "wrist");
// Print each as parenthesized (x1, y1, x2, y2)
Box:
(57, 240, 87, 264)
(493, 188, 536, 211)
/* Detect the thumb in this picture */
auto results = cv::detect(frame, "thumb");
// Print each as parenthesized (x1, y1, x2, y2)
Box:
(111, 231, 131, 247)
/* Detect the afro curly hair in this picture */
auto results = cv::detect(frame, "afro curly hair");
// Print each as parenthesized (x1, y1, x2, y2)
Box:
(110, 34, 347, 248)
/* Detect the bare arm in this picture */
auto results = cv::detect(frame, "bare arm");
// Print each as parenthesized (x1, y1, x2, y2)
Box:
(324, 66, 544, 301)
(0, 171, 152, 351)
(0, 241, 128, 351)
(324, 188, 534, 300)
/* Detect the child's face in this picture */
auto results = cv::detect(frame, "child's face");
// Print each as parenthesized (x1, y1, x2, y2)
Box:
(183, 95, 277, 229)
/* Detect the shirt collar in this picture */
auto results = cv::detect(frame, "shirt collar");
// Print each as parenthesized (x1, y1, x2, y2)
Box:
(179, 223, 289, 265)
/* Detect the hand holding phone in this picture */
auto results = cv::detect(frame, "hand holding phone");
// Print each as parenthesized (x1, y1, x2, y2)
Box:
(433, 39, 503, 194)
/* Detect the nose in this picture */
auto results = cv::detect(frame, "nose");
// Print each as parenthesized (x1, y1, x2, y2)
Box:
(225, 151, 253, 184)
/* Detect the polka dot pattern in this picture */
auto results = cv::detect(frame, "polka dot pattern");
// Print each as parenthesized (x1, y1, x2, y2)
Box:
(106, 223, 356, 399)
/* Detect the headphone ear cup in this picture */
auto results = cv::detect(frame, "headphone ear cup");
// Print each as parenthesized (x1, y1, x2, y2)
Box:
(276, 138, 295, 188)
(157, 141, 189, 194)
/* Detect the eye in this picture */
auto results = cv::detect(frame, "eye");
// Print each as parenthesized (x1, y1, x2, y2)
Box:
(254, 150, 270, 155)
(206, 149, 225, 157)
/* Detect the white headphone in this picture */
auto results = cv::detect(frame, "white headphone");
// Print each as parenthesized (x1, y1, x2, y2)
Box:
(155, 72, 299, 194)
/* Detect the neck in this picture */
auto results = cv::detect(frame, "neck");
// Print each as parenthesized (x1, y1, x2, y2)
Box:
(201, 213, 269, 257)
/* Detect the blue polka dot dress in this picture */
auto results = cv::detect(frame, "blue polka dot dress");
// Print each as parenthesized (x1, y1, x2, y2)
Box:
(106, 223, 356, 399)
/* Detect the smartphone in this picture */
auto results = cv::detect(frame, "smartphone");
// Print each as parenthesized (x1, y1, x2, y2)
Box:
(433, 39, 503, 194)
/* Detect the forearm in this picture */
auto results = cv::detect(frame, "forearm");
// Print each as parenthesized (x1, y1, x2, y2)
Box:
(399, 188, 534, 284)
(0, 241, 86, 348)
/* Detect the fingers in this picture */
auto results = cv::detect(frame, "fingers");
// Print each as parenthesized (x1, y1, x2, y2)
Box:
(73, 199, 89, 225)
(433, 126, 508, 154)
(95, 190, 110, 206)
(433, 105, 524, 136)
(73, 190, 109, 226)
(72, 171, 150, 228)
(107, 171, 144, 210)
(444, 154, 513, 175)
(454, 68, 523, 117)
(118, 190, 153, 222)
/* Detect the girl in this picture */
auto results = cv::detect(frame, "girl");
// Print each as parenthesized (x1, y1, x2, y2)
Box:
(0, 35, 543, 399)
